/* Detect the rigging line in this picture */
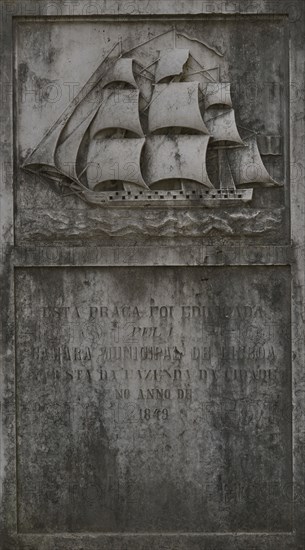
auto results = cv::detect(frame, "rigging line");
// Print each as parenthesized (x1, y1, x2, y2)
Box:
(143, 75, 177, 112)
(51, 167, 89, 191)
(176, 32, 224, 57)
(23, 41, 121, 163)
(205, 109, 235, 122)
(189, 54, 216, 82)
(58, 86, 128, 146)
(237, 125, 257, 136)
(122, 28, 175, 56)
(138, 58, 160, 75)
(133, 58, 154, 73)
(134, 69, 154, 81)
(186, 67, 219, 76)
(198, 88, 205, 102)
(62, 189, 83, 197)
(58, 84, 129, 145)
(63, 42, 121, 105)
(64, 189, 84, 199)
(77, 162, 91, 180)
(57, 102, 100, 145)
(224, 149, 237, 189)
(138, 91, 152, 105)
(45, 176, 63, 184)
(212, 144, 246, 150)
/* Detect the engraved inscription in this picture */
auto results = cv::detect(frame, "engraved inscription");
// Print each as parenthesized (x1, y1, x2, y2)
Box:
(15, 267, 292, 533)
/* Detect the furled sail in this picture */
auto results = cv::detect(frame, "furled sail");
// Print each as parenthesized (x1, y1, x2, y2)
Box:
(226, 135, 282, 187)
(155, 48, 190, 83)
(204, 82, 232, 109)
(148, 82, 209, 134)
(89, 89, 144, 138)
(205, 109, 244, 145)
(101, 58, 138, 88)
(86, 137, 147, 189)
(145, 135, 213, 187)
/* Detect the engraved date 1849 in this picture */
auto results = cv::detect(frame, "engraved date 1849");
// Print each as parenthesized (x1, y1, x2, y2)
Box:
(110, 403, 169, 424)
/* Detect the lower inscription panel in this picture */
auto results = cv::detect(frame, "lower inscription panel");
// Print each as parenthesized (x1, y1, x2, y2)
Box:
(15, 267, 292, 533)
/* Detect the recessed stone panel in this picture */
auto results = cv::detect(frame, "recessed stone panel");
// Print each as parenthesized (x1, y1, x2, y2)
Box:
(15, 266, 291, 533)
(15, 16, 289, 243)
(1, 3, 305, 549)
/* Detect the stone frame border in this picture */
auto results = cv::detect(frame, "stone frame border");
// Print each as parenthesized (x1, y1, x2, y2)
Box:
(1, 1, 304, 548)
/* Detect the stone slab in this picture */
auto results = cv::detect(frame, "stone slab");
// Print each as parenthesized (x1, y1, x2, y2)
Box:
(1, 2, 305, 550)
(15, 266, 291, 533)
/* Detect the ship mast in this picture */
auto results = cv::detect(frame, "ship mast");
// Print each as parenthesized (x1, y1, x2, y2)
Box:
(21, 28, 282, 201)
(218, 149, 236, 190)
(203, 82, 245, 190)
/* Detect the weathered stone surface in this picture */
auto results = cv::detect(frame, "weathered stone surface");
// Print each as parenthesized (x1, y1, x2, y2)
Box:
(15, 14, 288, 242)
(15, 267, 291, 533)
(1, 2, 305, 550)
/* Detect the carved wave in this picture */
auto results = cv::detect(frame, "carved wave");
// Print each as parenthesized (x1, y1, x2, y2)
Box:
(18, 207, 284, 240)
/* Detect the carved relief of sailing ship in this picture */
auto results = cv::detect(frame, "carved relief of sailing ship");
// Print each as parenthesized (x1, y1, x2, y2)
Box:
(22, 29, 282, 207)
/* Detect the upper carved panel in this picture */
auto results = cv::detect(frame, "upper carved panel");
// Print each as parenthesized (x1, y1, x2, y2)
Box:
(16, 19, 287, 240)
(22, 27, 282, 210)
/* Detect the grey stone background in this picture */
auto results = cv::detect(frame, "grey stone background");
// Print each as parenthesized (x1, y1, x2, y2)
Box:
(1, 2, 305, 549)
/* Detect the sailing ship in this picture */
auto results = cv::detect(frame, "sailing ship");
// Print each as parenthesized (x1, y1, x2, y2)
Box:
(22, 30, 282, 207)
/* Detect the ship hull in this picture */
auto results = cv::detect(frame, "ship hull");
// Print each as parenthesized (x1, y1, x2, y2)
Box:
(82, 188, 253, 207)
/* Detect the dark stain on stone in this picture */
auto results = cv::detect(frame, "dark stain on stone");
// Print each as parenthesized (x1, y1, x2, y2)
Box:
(18, 62, 29, 84)
(46, 46, 57, 65)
